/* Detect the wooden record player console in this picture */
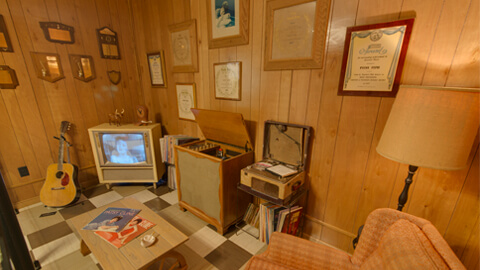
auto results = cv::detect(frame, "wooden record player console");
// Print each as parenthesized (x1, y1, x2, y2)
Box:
(174, 109, 254, 235)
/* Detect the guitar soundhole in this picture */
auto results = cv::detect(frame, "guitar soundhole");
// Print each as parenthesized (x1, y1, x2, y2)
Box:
(56, 171, 63, 178)
(56, 171, 70, 186)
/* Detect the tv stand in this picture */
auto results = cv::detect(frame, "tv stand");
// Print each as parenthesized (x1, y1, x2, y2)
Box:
(88, 123, 165, 189)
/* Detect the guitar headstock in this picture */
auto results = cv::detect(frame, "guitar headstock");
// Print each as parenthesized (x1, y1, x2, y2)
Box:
(60, 121, 71, 135)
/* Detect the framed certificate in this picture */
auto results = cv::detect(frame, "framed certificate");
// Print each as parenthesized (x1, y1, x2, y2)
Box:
(39, 22, 75, 44)
(168, 20, 199, 73)
(147, 51, 167, 87)
(338, 18, 415, 97)
(214, 61, 242, 100)
(176, 83, 196, 121)
(264, 0, 331, 70)
(69, 54, 95, 82)
(206, 0, 249, 49)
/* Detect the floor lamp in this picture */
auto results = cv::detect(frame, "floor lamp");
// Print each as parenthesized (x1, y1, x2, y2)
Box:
(353, 85, 479, 248)
(376, 85, 479, 211)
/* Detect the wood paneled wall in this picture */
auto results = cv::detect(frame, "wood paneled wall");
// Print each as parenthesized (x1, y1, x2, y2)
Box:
(0, 0, 143, 207)
(132, 0, 479, 268)
(0, 0, 478, 268)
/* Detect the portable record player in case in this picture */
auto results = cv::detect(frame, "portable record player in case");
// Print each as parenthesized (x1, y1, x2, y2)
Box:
(240, 120, 312, 201)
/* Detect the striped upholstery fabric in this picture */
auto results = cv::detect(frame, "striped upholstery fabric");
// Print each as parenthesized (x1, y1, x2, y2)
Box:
(244, 208, 466, 270)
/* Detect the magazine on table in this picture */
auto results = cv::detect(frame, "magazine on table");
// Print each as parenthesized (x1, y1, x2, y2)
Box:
(82, 207, 141, 232)
(95, 215, 155, 248)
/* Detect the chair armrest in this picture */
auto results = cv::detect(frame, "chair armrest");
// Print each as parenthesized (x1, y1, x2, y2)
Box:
(253, 232, 357, 270)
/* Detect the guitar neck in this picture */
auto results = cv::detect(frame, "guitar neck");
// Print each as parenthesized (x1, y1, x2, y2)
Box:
(57, 138, 65, 171)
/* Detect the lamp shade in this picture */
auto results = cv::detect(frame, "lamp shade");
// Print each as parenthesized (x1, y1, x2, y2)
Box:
(377, 85, 479, 170)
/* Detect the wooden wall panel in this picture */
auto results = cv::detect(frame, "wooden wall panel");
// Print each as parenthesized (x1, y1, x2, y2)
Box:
(0, 0, 478, 268)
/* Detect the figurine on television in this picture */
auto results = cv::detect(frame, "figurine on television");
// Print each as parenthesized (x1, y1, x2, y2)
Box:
(108, 109, 124, 126)
(135, 105, 152, 126)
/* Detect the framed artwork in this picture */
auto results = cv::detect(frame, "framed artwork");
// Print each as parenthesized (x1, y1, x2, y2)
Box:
(264, 0, 331, 70)
(338, 18, 415, 97)
(176, 83, 196, 121)
(0, 66, 19, 89)
(214, 61, 242, 100)
(0, 15, 13, 52)
(147, 51, 167, 87)
(39, 22, 75, 44)
(69, 54, 95, 82)
(97, 27, 120, 59)
(206, 0, 249, 49)
(31, 52, 64, 83)
(168, 20, 198, 73)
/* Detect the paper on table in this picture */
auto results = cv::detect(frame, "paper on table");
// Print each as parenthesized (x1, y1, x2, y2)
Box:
(266, 164, 297, 177)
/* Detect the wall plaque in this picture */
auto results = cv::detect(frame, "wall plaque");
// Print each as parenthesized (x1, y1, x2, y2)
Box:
(69, 54, 95, 82)
(97, 27, 120, 59)
(0, 15, 13, 52)
(39, 22, 75, 44)
(31, 52, 64, 83)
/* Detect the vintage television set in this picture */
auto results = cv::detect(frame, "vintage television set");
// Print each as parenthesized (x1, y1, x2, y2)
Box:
(88, 123, 165, 189)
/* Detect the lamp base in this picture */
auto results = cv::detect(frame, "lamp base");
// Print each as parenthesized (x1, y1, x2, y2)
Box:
(397, 165, 418, 211)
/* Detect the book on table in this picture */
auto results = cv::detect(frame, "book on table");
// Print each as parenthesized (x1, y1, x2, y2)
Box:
(266, 164, 298, 177)
(82, 207, 141, 232)
(95, 215, 155, 248)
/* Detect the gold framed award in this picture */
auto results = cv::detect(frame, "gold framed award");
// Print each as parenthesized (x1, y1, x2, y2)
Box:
(168, 20, 199, 73)
(147, 51, 167, 87)
(214, 61, 242, 101)
(176, 83, 196, 121)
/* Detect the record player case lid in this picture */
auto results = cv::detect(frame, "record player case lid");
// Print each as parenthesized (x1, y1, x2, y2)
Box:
(263, 120, 312, 169)
(191, 108, 253, 150)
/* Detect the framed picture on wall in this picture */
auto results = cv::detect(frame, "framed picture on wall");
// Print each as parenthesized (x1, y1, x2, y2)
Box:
(338, 18, 415, 97)
(214, 61, 242, 100)
(206, 0, 250, 49)
(147, 51, 167, 87)
(264, 0, 331, 70)
(176, 83, 196, 121)
(168, 20, 199, 73)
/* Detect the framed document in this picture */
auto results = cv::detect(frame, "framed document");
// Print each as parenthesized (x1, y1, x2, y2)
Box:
(264, 0, 331, 70)
(97, 27, 120, 60)
(0, 66, 18, 89)
(214, 61, 241, 100)
(168, 20, 198, 73)
(147, 51, 167, 87)
(39, 22, 75, 44)
(30, 52, 64, 83)
(176, 83, 196, 121)
(338, 18, 415, 97)
(0, 15, 13, 52)
(206, 0, 249, 49)
(69, 54, 95, 82)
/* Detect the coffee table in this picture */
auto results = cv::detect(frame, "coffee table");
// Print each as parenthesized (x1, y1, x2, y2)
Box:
(70, 198, 188, 270)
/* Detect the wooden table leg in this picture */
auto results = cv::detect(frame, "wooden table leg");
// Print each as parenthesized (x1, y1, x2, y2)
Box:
(157, 250, 187, 270)
(80, 240, 91, 256)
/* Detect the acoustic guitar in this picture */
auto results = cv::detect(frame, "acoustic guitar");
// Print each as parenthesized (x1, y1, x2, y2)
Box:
(40, 121, 81, 207)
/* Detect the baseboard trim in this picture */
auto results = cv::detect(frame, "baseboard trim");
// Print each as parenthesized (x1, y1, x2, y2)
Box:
(304, 214, 357, 238)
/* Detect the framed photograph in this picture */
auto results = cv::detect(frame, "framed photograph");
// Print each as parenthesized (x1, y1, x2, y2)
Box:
(0, 66, 19, 89)
(30, 52, 64, 83)
(168, 20, 198, 73)
(176, 83, 196, 121)
(0, 15, 13, 52)
(69, 54, 95, 82)
(214, 61, 242, 100)
(39, 22, 75, 44)
(147, 51, 167, 87)
(206, 0, 249, 49)
(264, 0, 331, 70)
(338, 18, 415, 97)
(97, 27, 120, 60)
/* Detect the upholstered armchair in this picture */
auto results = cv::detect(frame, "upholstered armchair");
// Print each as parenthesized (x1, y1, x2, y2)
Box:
(244, 208, 465, 270)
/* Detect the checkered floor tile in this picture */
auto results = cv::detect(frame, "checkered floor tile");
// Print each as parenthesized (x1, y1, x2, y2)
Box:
(15, 184, 266, 270)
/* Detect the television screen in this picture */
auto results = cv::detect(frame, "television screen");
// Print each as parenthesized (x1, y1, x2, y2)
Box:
(101, 133, 147, 165)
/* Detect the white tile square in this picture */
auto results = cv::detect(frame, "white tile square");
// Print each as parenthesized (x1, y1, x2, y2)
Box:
(184, 226, 227, 257)
(126, 189, 158, 203)
(160, 190, 178, 205)
(88, 190, 122, 208)
(16, 205, 64, 235)
(31, 233, 80, 266)
(229, 225, 266, 255)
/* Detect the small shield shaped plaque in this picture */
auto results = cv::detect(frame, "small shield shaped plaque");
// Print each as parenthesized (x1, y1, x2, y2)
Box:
(107, 70, 121, 85)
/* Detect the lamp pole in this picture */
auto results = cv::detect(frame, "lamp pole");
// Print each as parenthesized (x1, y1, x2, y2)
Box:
(397, 165, 418, 211)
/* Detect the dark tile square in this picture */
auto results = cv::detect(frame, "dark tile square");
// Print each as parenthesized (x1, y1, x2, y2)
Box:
(147, 185, 170, 196)
(59, 200, 96, 220)
(144, 197, 171, 214)
(206, 224, 238, 238)
(205, 240, 252, 270)
(82, 185, 110, 199)
(27, 221, 73, 249)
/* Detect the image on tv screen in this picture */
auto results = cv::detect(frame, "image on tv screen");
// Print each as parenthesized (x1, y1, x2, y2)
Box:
(101, 134, 146, 164)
